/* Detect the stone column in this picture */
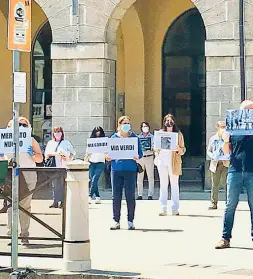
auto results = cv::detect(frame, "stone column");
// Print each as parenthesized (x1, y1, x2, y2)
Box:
(64, 159, 91, 272)
(51, 43, 116, 158)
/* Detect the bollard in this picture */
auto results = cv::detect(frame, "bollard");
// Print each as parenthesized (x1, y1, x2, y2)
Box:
(63, 159, 91, 272)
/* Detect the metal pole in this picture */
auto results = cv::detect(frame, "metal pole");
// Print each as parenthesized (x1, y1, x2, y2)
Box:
(11, 50, 20, 270)
(239, 0, 246, 101)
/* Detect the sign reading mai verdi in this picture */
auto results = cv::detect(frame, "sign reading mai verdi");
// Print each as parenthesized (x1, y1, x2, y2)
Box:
(87, 137, 138, 160)
(0, 128, 32, 154)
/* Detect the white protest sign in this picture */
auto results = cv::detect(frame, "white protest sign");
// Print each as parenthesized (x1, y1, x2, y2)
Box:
(154, 131, 178, 151)
(0, 127, 32, 154)
(107, 137, 138, 160)
(86, 137, 108, 153)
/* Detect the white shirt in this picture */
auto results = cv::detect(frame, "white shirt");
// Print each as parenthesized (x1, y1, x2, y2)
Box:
(89, 153, 105, 163)
(45, 139, 76, 168)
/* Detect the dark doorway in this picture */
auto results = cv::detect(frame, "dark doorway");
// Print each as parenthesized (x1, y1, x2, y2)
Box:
(31, 21, 52, 150)
(162, 8, 206, 166)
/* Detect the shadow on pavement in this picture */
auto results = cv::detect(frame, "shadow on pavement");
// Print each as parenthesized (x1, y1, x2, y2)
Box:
(133, 228, 183, 233)
(25, 243, 62, 249)
(230, 246, 253, 251)
(87, 269, 141, 277)
(179, 214, 222, 218)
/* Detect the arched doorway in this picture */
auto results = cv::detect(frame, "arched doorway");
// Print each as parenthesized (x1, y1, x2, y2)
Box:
(162, 8, 206, 165)
(31, 21, 52, 148)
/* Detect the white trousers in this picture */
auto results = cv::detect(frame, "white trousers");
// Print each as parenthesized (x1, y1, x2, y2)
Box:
(157, 164, 179, 213)
(137, 156, 155, 197)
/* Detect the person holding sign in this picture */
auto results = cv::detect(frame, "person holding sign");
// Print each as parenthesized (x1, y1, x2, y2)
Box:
(154, 114, 186, 216)
(86, 126, 106, 204)
(207, 121, 229, 210)
(45, 127, 76, 208)
(107, 116, 143, 230)
(137, 122, 154, 200)
(216, 100, 253, 249)
(6, 117, 43, 246)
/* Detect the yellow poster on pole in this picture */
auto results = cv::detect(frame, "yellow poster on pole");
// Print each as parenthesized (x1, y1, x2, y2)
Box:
(8, 0, 31, 52)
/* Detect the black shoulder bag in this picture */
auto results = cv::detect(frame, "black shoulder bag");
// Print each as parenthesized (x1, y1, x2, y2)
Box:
(45, 141, 62, 167)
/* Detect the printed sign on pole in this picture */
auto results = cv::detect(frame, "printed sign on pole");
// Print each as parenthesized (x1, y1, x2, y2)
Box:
(14, 72, 26, 103)
(107, 137, 138, 160)
(8, 0, 32, 52)
(86, 138, 108, 153)
(0, 127, 32, 154)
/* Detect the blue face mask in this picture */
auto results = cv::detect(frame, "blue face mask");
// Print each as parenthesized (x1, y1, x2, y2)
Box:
(121, 124, 131, 133)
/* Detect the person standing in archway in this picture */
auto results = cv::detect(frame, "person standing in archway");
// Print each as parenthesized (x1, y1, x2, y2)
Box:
(155, 114, 186, 216)
(207, 121, 229, 210)
(137, 122, 154, 200)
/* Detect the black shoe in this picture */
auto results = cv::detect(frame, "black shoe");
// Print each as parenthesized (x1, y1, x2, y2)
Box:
(49, 201, 58, 208)
(0, 206, 8, 214)
(148, 196, 153, 200)
(136, 196, 142, 200)
(59, 202, 64, 209)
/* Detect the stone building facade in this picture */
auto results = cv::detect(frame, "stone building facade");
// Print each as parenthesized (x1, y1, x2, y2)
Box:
(1, 0, 252, 162)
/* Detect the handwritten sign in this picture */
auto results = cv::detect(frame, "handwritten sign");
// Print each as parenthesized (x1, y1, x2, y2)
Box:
(0, 127, 32, 154)
(107, 137, 138, 160)
(154, 131, 178, 151)
(86, 137, 108, 153)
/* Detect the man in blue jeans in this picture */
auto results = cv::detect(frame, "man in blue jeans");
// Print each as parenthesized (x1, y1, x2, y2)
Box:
(216, 100, 253, 249)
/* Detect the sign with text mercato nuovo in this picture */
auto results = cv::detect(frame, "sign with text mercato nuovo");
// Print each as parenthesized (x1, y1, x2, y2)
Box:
(0, 127, 32, 154)
(107, 137, 138, 160)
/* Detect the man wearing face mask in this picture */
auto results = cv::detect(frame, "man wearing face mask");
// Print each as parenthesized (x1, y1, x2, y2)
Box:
(106, 116, 143, 230)
(207, 121, 230, 210)
(137, 122, 154, 200)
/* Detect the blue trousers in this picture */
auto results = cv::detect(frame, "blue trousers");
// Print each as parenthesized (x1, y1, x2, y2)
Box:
(89, 162, 105, 198)
(222, 172, 253, 240)
(52, 175, 65, 202)
(111, 171, 136, 223)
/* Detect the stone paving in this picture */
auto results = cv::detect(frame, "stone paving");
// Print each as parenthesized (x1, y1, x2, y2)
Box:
(0, 191, 253, 279)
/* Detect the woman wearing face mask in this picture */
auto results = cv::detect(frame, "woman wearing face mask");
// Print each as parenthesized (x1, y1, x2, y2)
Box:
(6, 117, 43, 245)
(107, 116, 143, 230)
(155, 114, 186, 216)
(137, 122, 154, 200)
(45, 127, 76, 208)
(87, 126, 106, 204)
(207, 121, 229, 210)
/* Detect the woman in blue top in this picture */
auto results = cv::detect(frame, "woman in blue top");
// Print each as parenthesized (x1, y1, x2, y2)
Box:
(106, 116, 143, 230)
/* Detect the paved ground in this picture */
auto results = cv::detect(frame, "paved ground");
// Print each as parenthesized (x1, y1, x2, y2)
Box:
(0, 190, 253, 279)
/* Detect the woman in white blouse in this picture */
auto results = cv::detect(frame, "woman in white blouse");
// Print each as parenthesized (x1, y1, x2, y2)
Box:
(45, 126, 76, 208)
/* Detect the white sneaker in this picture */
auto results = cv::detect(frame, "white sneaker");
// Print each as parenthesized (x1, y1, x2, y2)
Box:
(110, 221, 120, 230)
(88, 197, 92, 204)
(159, 210, 168, 216)
(128, 221, 135, 230)
(7, 229, 11, 236)
(95, 197, 101, 204)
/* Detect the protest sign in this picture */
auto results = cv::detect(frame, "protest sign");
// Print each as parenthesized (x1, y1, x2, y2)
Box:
(0, 127, 32, 154)
(86, 137, 108, 153)
(154, 131, 178, 151)
(226, 109, 253, 135)
(211, 139, 230, 161)
(107, 137, 138, 160)
(140, 137, 152, 152)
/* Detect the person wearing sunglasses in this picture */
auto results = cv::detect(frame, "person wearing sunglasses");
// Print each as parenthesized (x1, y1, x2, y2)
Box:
(45, 127, 76, 208)
(106, 116, 143, 230)
(5, 116, 43, 246)
(207, 121, 229, 210)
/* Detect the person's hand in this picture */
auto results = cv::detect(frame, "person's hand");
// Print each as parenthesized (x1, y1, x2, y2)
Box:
(27, 146, 34, 157)
(61, 155, 67, 161)
(222, 131, 230, 143)
(133, 156, 139, 161)
(105, 156, 112, 162)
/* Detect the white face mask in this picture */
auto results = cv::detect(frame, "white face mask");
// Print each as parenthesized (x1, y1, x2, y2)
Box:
(142, 127, 149, 133)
